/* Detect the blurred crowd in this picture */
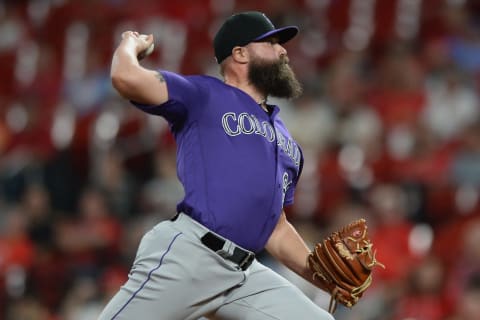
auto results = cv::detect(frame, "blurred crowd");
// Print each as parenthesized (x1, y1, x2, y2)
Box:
(1, 0, 480, 319)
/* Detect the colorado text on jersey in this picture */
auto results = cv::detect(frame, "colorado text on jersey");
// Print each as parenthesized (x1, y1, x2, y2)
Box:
(221, 112, 301, 167)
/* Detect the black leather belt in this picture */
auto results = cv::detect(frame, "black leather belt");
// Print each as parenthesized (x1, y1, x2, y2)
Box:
(201, 232, 255, 271)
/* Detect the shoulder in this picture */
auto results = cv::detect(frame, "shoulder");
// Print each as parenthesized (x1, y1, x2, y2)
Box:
(183, 74, 226, 87)
(182, 75, 237, 100)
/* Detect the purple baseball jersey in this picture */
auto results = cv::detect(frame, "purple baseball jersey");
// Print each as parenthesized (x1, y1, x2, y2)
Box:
(134, 71, 304, 252)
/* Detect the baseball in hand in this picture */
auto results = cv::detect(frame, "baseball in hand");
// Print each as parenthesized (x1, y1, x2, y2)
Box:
(137, 34, 155, 60)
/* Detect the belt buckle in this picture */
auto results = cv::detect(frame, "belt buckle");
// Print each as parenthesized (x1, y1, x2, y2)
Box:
(239, 252, 255, 270)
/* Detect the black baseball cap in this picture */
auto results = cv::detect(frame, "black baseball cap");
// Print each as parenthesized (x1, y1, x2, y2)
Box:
(213, 11, 298, 64)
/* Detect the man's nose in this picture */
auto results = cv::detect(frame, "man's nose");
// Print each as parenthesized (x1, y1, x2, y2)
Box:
(276, 43, 287, 57)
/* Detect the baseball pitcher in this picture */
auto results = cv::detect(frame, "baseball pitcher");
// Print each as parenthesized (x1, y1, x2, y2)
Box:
(99, 11, 382, 320)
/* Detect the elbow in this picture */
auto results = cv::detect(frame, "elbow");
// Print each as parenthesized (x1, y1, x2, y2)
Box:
(111, 72, 128, 94)
(111, 71, 137, 99)
(110, 66, 168, 105)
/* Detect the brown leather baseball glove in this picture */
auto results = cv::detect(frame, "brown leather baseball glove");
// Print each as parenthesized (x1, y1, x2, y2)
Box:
(307, 219, 384, 313)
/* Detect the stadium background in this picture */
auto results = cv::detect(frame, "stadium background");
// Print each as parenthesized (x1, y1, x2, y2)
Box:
(1, 0, 480, 319)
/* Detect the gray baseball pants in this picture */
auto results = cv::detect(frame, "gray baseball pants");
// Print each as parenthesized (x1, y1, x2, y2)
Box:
(98, 213, 334, 320)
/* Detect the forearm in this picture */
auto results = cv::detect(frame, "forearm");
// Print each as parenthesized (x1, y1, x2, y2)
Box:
(111, 35, 149, 101)
(111, 37, 142, 85)
(110, 32, 168, 105)
(265, 212, 317, 283)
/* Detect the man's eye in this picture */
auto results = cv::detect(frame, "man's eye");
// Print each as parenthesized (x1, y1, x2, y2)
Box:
(265, 38, 279, 45)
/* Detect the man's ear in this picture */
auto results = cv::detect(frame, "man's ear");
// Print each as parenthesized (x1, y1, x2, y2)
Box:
(231, 46, 249, 64)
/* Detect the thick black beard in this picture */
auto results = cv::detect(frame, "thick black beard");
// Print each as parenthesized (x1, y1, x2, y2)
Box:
(248, 56, 303, 99)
